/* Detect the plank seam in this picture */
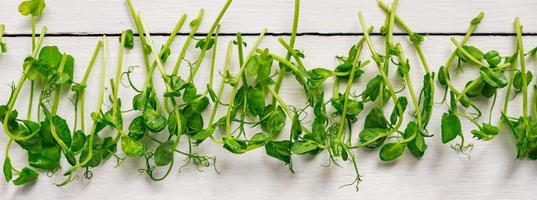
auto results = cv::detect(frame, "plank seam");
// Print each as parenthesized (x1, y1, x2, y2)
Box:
(3, 32, 537, 37)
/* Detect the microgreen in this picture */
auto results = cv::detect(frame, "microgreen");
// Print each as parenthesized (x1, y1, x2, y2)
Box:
(0, 24, 6, 53)
(3, 0, 537, 191)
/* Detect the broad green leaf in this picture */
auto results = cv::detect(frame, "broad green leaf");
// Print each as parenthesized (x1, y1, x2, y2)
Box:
(143, 108, 167, 132)
(480, 67, 507, 88)
(121, 136, 146, 157)
(291, 141, 318, 155)
(359, 128, 388, 148)
(70, 130, 86, 152)
(265, 140, 292, 164)
(247, 86, 265, 116)
(192, 128, 215, 141)
(18, 0, 45, 16)
(13, 167, 38, 185)
(441, 113, 461, 143)
(379, 143, 405, 161)
(364, 108, 388, 129)
(3, 157, 12, 182)
(28, 144, 60, 170)
(154, 141, 175, 166)
(128, 116, 148, 140)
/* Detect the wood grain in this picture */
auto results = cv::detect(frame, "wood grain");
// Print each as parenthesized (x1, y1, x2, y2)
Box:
(0, 34, 535, 199)
(1, 0, 537, 35)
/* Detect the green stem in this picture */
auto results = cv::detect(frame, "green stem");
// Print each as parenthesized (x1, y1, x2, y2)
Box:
(336, 61, 359, 142)
(62, 36, 109, 182)
(173, 9, 204, 76)
(27, 81, 34, 120)
(396, 44, 422, 128)
(449, 38, 487, 67)
(126, 0, 151, 72)
(188, 0, 233, 82)
(31, 16, 36, 51)
(358, 11, 402, 133)
(209, 25, 220, 89)
(224, 29, 267, 138)
(499, 54, 518, 130)
(445, 12, 485, 71)
(112, 31, 127, 132)
(267, 86, 311, 135)
(0, 24, 5, 44)
(272, 0, 300, 104)
(515, 18, 529, 123)
(2, 27, 46, 141)
(78, 40, 103, 131)
(209, 41, 233, 126)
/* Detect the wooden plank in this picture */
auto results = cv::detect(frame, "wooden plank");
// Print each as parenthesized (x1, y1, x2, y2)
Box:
(1, 0, 536, 34)
(0, 35, 535, 199)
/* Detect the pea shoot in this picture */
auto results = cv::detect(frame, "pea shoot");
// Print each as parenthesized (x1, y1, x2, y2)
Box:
(0, 24, 6, 53)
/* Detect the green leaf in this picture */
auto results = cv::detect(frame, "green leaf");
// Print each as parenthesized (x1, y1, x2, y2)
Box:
(154, 141, 175, 166)
(121, 136, 146, 157)
(397, 60, 410, 77)
(291, 141, 318, 155)
(471, 123, 499, 141)
(404, 121, 427, 157)
(484, 50, 501, 66)
(195, 37, 214, 50)
(456, 45, 484, 62)
(290, 114, 302, 141)
(192, 128, 215, 141)
(52, 115, 72, 147)
(0, 42, 7, 53)
(128, 116, 148, 140)
(13, 167, 38, 186)
(223, 137, 246, 154)
(438, 66, 449, 85)
(359, 128, 388, 148)
(70, 130, 86, 152)
(362, 75, 383, 101)
(261, 106, 286, 137)
(513, 71, 533, 92)
(364, 108, 388, 129)
(28, 144, 60, 170)
(247, 85, 265, 116)
(184, 109, 203, 135)
(441, 113, 461, 143)
(18, 0, 45, 16)
(122, 29, 134, 49)
(409, 33, 424, 45)
(479, 67, 507, 88)
(143, 108, 167, 132)
(80, 146, 102, 168)
(380, 143, 405, 161)
(390, 97, 408, 125)
(265, 140, 292, 164)
(3, 157, 12, 182)
(167, 109, 185, 136)
(307, 68, 333, 88)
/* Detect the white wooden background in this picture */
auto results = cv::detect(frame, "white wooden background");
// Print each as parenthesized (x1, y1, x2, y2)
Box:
(1, 0, 536, 199)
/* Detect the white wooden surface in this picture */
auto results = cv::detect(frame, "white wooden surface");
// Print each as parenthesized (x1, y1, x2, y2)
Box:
(1, 0, 537, 34)
(1, 0, 536, 199)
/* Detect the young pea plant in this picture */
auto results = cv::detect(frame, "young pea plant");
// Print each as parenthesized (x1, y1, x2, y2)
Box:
(501, 18, 537, 159)
(378, 0, 434, 152)
(439, 36, 511, 154)
(219, 29, 274, 155)
(59, 37, 108, 186)
(1, 0, 52, 186)
(18, 0, 46, 123)
(0, 24, 6, 53)
(355, 2, 412, 163)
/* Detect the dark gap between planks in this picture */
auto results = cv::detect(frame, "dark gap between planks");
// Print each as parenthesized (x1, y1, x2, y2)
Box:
(3, 32, 537, 37)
